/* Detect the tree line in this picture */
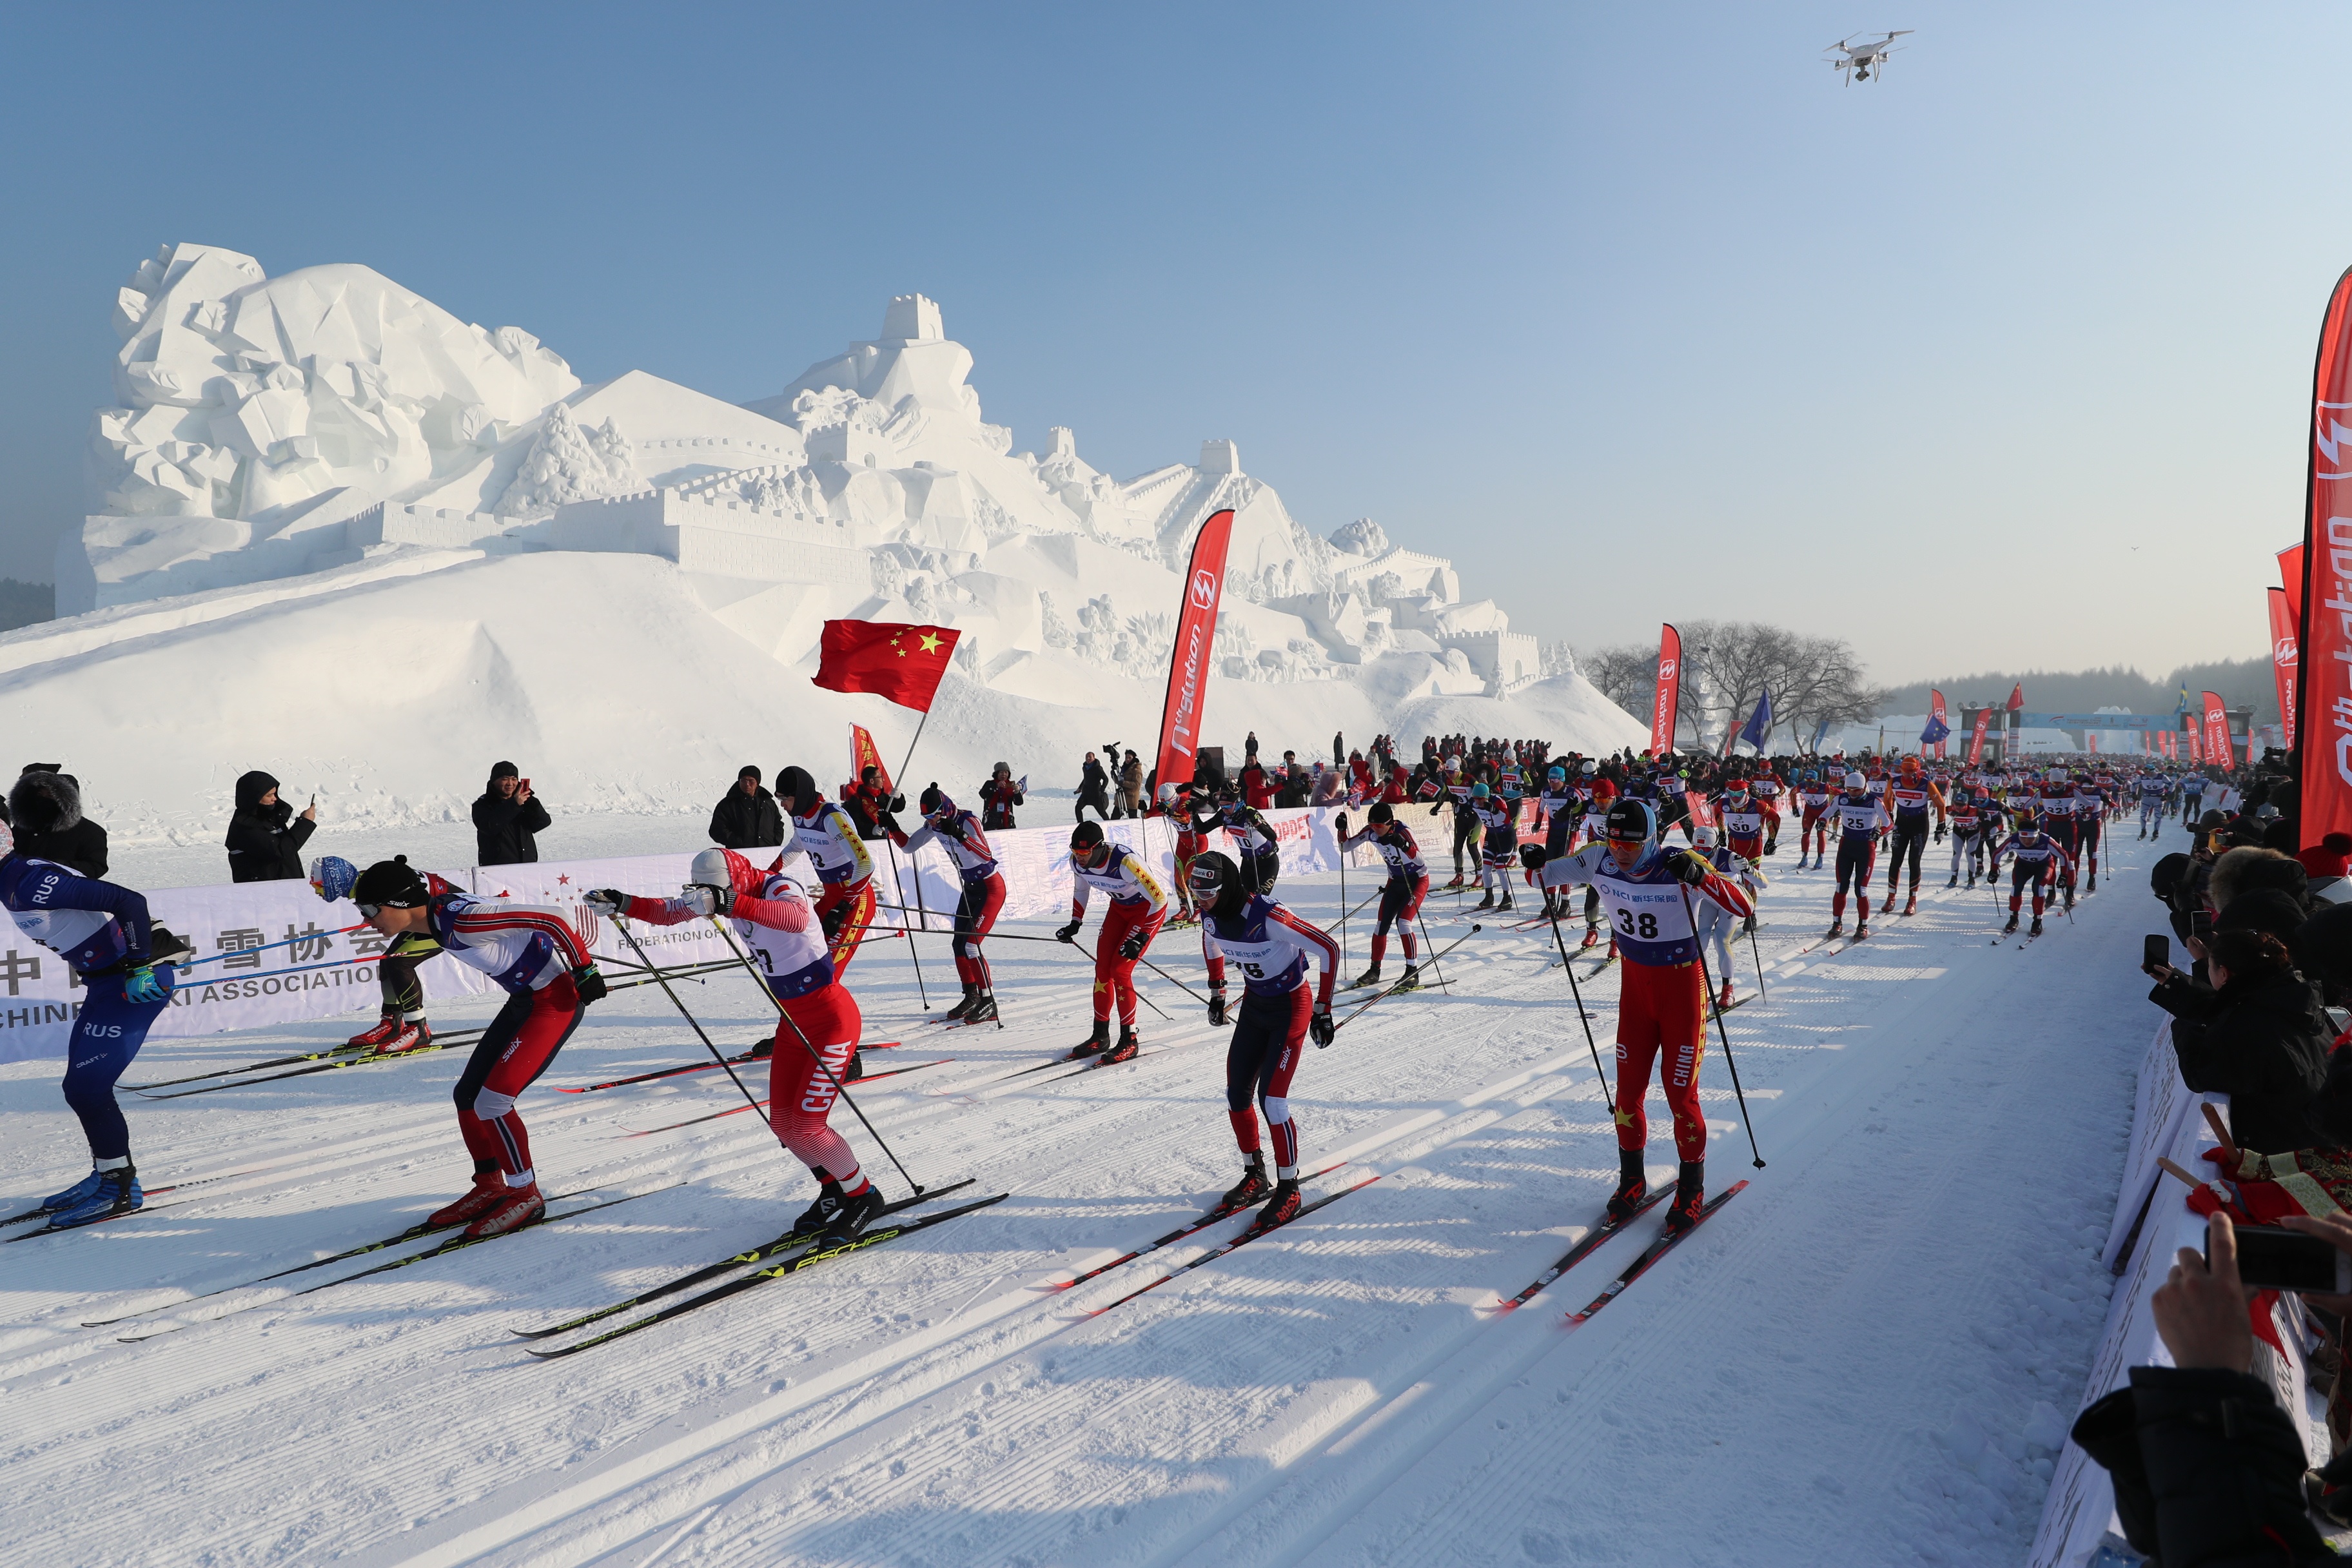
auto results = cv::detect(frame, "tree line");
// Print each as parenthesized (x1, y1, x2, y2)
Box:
(1580, 622, 1885, 753)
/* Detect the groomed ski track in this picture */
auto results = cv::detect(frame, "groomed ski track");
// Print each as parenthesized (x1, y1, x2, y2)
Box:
(0, 838, 2157, 1566)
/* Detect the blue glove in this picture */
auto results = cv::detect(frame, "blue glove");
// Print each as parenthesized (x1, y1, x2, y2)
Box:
(124, 965, 166, 1004)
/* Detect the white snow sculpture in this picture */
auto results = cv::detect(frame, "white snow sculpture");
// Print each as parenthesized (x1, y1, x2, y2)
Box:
(495, 406, 641, 518)
(1328, 518, 1389, 557)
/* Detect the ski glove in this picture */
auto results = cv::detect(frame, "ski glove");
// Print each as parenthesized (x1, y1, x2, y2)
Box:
(1335, 811, 1349, 841)
(679, 884, 732, 917)
(569, 963, 608, 1005)
(1667, 850, 1711, 886)
(1054, 920, 1083, 943)
(584, 888, 629, 917)
(1309, 1005, 1336, 1048)
(1118, 930, 1146, 961)
(1207, 989, 1230, 1026)
(123, 965, 166, 1004)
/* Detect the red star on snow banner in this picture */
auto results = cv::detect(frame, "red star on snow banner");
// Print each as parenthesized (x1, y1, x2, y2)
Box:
(813, 620, 961, 713)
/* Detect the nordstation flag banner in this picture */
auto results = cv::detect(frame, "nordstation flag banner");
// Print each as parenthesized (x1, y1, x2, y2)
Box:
(2202, 691, 2235, 769)
(1966, 708, 1994, 766)
(1652, 624, 1683, 755)
(2302, 264, 2352, 851)
(2270, 587, 2300, 752)
(814, 620, 960, 712)
(1152, 507, 1236, 794)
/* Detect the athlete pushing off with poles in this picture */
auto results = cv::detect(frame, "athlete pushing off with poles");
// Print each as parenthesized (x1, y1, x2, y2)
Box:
(351, 856, 605, 1239)
(888, 787, 1008, 1024)
(1058, 820, 1170, 1064)
(1190, 849, 1339, 1229)
(1823, 770, 1891, 940)
(587, 848, 885, 1245)
(776, 767, 879, 975)
(1538, 798, 1754, 1233)
(1987, 811, 2073, 937)
(1337, 801, 1429, 992)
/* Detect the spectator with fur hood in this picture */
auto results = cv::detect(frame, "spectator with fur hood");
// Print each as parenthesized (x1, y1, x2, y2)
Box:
(2148, 889, 2330, 1156)
(10, 765, 106, 877)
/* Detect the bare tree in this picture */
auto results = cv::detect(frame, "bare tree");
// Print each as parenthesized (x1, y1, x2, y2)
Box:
(1580, 641, 1660, 718)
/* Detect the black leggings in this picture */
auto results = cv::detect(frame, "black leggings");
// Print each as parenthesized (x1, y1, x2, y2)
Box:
(1885, 819, 1929, 890)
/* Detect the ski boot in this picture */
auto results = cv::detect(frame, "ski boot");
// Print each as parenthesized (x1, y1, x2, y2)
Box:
(347, 1014, 401, 1051)
(1716, 979, 1735, 1010)
(1444, 874, 1466, 890)
(466, 1180, 545, 1239)
(377, 1017, 431, 1055)
(1473, 890, 1495, 912)
(1605, 1148, 1648, 1220)
(844, 1048, 865, 1083)
(816, 1184, 887, 1246)
(1220, 1153, 1273, 1211)
(1823, 918, 1843, 939)
(1394, 964, 1422, 992)
(1946, 875, 1959, 890)
(1853, 919, 1870, 941)
(2003, 911, 2020, 934)
(429, 1164, 509, 1228)
(43, 1166, 114, 1211)
(1257, 1177, 1302, 1228)
(1663, 1160, 1706, 1235)
(940, 986, 979, 1023)
(1580, 925, 1602, 950)
(1497, 892, 1514, 913)
(1068, 1019, 1110, 1059)
(2030, 915, 2045, 936)
(1101, 1026, 1140, 1064)
(46, 1164, 142, 1230)
(1541, 894, 1560, 921)
(2086, 872, 2097, 894)
(1348, 964, 1383, 991)
(792, 1179, 847, 1239)
(963, 991, 999, 1024)
(1903, 894, 1917, 916)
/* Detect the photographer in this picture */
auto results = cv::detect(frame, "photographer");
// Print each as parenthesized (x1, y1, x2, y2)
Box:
(2147, 894, 2329, 1156)
(472, 763, 549, 866)
(2071, 1211, 2335, 1563)
(224, 770, 317, 883)
(977, 763, 1023, 830)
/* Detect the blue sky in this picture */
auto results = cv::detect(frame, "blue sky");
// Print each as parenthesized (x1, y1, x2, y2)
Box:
(0, 3, 2341, 684)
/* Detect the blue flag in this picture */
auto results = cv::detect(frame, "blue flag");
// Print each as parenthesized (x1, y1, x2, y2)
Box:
(1920, 714, 1951, 745)
(1809, 717, 1830, 754)
(1738, 686, 1774, 750)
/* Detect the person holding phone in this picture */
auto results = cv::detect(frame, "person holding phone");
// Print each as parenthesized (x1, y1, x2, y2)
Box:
(472, 761, 549, 866)
(224, 769, 317, 882)
(2145, 906, 2329, 1155)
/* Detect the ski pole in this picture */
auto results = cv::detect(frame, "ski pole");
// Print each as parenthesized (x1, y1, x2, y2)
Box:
(606, 916, 777, 1137)
(1747, 917, 1769, 1004)
(1063, 932, 1172, 1021)
(1413, 912, 1453, 993)
(703, 916, 927, 1198)
(1333, 925, 1481, 1032)
(1337, 827, 1348, 972)
(176, 921, 371, 967)
(1677, 880, 1766, 1169)
(881, 839, 928, 1008)
(1547, 911, 1612, 1093)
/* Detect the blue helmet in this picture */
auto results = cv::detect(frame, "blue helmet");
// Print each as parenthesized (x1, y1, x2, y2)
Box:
(308, 855, 359, 904)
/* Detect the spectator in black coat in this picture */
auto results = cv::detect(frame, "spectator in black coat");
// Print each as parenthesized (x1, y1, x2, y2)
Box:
(225, 769, 317, 882)
(2149, 909, 2329, 1156)
(11, 765, 107, 877)
(1077, 752, 1110, 821)
(472, 762, 549, 866)
(978, 763, 1023, 830)
(709, 766, 784, 850)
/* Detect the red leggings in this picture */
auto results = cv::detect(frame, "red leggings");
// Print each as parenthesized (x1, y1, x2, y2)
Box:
(1226, 985, 1311, 1174)
(768, 983, 865, 1190)
(1092, 901, 1165, 1027)
(454, 974, 583, 1179)
(1613, 960, 1708, 1162)
(953, 874, 1006, 988)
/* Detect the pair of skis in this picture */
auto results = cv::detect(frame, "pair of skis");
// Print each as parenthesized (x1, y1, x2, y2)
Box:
(1494, 1181, 1749, 1326)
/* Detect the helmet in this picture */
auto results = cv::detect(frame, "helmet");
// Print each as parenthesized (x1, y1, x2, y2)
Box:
(1186, 849, 1241, 908)
(1070, 820, 1109, 866)
(688, 847, 739, 891)
(1845, 770, 1867, 790)
(1605, 798, 1654, 843)
(1367, 801, 1393, 825)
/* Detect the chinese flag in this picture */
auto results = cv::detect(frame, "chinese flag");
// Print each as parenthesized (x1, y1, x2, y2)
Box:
(814, 620, 960, 712)
(2005, 683, 2024, 712)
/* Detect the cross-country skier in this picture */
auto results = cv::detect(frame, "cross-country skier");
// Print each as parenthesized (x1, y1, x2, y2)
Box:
(1057, 821, 1169, 1063)
(1537, 798, 1754, 1232)
(888, 787, 1006, 1023)
(587, 848, 882, 1244)
(1445, 780, 1481, 888)
(1190, 849, 1339, 1227)
(1750, 765, 1785, 855)
(2075, 770, 2108, 892)
(2181, 769, 2207, 825)
(1944, 785, 2001, 888)
(2137, 769, 2168, 839)
(1189, 783, 1282, 895)
(311, 855, 436, 1054)
(1823, 770, 1891, 940)
(1690, 825, 1765, 1010)
(776, 767, 877, 974)
(351, 856, 603, 1237)
(1989, 811, 2072, 936)
(1719, 779, 1767, 864)
(1163, 785, 1204, 925)
(1337, 803, 1429, 992)
(1794, 770, 1834, 868)
(1471, 781, 1518, 912)
(5, 772, 191, 1228)
(1883, 758, 1948, 916)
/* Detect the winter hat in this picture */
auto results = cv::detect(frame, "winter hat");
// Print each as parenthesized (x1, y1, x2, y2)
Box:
(776, 766, 818, 814)
(10, 770, 81, 834)
(489, 761, 520, 783)
(2210, 847, 2306, 914)
(351, 856, 429, 908)
(737, 765, 762, 783)
(308, 855, 360, 904)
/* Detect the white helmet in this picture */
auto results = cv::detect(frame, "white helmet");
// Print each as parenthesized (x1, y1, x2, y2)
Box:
(1845, 770, 1867, 790)
(688, 847, 733, 890)
(1692, 823, 1716, 847)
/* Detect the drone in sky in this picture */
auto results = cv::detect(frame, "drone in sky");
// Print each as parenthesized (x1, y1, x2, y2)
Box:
(1825, 31, 1912, 84)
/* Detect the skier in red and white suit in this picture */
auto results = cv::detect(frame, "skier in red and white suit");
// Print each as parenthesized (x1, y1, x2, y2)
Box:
(1748, 767, 1785, 856)
(1057, 820, 1170, 1063)
(1539, 797, 1753, 1233)
(1718, 781, 1767, 863)
(889, 787, 1007, 1023)
(775, 766, 877, 975)
(589, 847, 885, 1244)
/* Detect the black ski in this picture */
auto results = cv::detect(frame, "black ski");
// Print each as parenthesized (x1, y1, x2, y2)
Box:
(527, 1192, 1010, 1358)
(1562, 1180, 1748, 1330)
(1052, 1161, 1349, 1294)
(513, 1179, 977, 1339)
(127, 1030, 486, 1095)
(1086, 1172, 1382, 1316)
(553, 1039, 903, 1095)
(1494, 1185, 1675, 1311)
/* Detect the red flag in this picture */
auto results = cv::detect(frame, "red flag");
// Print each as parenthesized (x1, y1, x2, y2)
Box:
(2005, 683, 2024, 712)
(813, 620, 959, 712)
(2299, 266, 2352, 850)
(2202, 691, 2234, 769)
(850, 723, 892, 794)
(2280, 544, 2306, 627)
(1152, 509, 1236, 792)
(1930, 688, 1948, 759)
(1966, 708, 1993, 766)
(1652, 625, 1682, 755)
(2269, 587, 2299, 753)
(2088, 732, 2099, 754)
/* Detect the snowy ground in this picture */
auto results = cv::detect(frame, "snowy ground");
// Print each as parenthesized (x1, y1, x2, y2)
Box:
(0, 826, 2163, 1567)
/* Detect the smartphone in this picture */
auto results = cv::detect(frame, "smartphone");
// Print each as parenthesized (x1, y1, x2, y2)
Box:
(520, 778, 531, 791)
(2231, 1225, 2352, 1294)
(2144, 934, 2169, 971)
(2191, 909, 2214, 942)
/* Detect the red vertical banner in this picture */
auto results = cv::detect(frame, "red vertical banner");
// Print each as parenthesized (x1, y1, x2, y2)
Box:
(1930, 689, 1948, 758)
(1651, 623, 1682, 756)
(1152, 508, 1235, 793)
(2281, 544, 2307, 626)
(2269, 587, 2299, 752)
(2298, 265, 2352, 850)
(2088, 732, 2099, 754)
(1966, 708, 1993, 766)
(850, 724, 891, 793)
(2202, 691, 2233, 769)
(2188, 725, 2203, 765)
